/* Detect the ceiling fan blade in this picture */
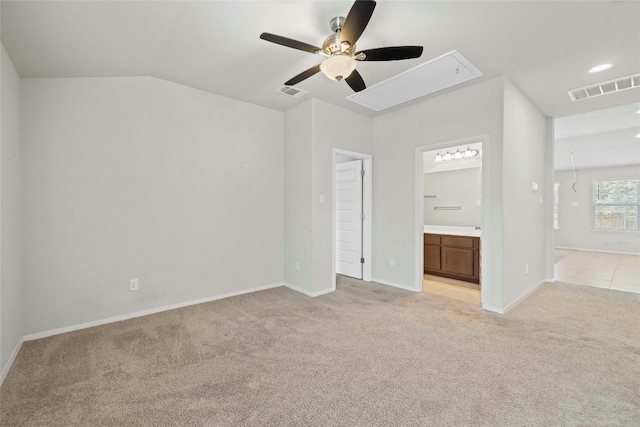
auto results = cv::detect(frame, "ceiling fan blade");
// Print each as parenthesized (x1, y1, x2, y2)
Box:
(260, 32, 321, 54)
(339, 0, 376, 46)
(345, 69, 366, 92)
(357, 46, 424, 61)
(285, 64, 322, 86)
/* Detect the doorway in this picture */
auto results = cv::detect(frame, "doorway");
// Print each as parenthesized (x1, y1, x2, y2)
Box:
(415, 135, 488, 308)
(333, 149, 372, 288)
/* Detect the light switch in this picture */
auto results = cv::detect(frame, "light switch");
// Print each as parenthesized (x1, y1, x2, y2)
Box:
(572, 202, 579, 207)
(319, 194, 325, 204)
(531, 182, 538, 192)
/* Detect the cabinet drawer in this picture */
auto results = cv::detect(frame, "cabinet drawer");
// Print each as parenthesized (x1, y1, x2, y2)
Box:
(424, 234, 440, 245)
(441, 235, 476, 249)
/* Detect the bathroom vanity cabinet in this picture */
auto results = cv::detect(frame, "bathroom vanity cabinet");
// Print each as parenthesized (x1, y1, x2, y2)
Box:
(423, 233, 480, 284)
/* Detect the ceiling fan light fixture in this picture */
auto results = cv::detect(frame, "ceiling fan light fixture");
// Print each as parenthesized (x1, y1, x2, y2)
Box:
(320, 54, 357, 81)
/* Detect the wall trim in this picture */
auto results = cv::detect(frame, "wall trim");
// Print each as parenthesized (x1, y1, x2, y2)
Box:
(554, 246, 640, 256)
(371, 277, 419, 292)
(1, 337, 24, 386)
(502, 280, 547, 314)
(481, 305, 504, 314)
(23, 282, 284, 341)
(284, 282, 334, 297)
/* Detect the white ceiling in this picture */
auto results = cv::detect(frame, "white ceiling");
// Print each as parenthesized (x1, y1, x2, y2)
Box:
(2, 1, 639, 118)
(554, 102, 640, 171)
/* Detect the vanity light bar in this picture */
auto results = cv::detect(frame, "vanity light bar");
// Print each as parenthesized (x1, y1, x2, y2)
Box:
(435, 146, 479, 162)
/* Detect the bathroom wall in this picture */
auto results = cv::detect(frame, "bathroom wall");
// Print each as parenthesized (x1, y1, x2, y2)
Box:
(423, 167, 482, 227)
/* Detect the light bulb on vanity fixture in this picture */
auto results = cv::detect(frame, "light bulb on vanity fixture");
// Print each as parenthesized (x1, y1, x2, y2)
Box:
(443, 152, 452, 161)
(435, 152, 443, 162)
(464, 146, 476, 158)
(453, 150, 463, 159)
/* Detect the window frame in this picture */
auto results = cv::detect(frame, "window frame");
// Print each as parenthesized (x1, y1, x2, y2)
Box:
(591, 178, 640, 233)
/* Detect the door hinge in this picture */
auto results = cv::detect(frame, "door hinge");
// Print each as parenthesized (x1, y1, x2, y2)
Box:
(361, 169, 365, 177)
(360, 257, 365, 264)
(361, 213, 365, 221)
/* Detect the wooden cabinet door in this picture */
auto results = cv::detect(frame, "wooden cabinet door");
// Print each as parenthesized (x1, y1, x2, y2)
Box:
(441, 247, 475, 277)
(424, 245, 441, 271)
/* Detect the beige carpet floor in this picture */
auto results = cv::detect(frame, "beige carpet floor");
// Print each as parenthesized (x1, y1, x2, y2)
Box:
(2, 277, 639, 426)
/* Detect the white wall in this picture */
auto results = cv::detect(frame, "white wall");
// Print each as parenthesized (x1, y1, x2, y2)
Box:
(283, 100, 313, 292)
(424, 167, 482, 227)
(372, 77, 505, 309)
(311, 99, 372, 293)
(283, 98, 372, 295)
(1, 45, 23, 381)
(502, 79, 548, 308)
(21, 76, 284, 335)
(554, 165, 640, 254)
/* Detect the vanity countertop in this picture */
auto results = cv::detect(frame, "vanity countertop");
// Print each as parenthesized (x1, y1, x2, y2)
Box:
(423, 225, 481, 237)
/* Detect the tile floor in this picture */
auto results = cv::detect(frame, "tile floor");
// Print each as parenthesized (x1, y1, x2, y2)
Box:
(423, 274, 481, 305)
(554, 248, 640, 294)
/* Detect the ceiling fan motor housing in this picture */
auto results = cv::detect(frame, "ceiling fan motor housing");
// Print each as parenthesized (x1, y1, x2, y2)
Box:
(323, 17, 355, 55)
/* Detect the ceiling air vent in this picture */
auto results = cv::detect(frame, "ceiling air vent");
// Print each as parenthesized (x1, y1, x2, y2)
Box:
(277, 85, 307, 98)
(568, 73, 640, 102)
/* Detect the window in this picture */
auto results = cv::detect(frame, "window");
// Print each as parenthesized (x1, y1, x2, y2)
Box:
(553, 183, 560, 229)
(592, 179, 639, 232)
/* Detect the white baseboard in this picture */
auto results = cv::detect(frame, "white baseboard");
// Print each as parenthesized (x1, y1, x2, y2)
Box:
(284, 282, 334, 297)
(1, 336, 24, 386)
(371, 277, 419, 292)
(23, 282, 284, 341)
(502, 280, 547, 314)
(555, 246, 639, 256)
(481, 305, 504, 314)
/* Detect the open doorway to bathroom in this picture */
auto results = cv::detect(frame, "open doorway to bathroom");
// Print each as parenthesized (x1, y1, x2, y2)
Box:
(420, 141, 483, 306)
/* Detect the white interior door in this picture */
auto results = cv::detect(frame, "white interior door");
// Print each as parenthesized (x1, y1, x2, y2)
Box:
(336, 159, 363, 279)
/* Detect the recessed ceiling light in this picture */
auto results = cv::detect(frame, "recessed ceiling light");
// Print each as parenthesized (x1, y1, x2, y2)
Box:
(589, 64, 613, 73)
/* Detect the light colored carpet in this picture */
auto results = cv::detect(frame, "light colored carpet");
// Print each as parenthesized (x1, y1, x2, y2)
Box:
(2, 277, 639, 426)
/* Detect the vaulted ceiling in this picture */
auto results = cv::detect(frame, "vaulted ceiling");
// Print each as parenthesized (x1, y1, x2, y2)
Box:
(2, 1, 639, 118)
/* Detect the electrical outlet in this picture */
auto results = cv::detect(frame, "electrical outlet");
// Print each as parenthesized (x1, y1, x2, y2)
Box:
(296, 261, 300, 271)
(389, 258, 395, 267)
(129, 278, 139, 291)
(525, 264, 529, 274)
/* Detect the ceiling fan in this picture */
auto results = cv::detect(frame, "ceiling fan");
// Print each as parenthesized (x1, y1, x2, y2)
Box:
(259, 0, 423, 93)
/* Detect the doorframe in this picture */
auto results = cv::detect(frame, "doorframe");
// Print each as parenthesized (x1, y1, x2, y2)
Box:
(414, 134, 489, 308)
(332, 149, 372, 291)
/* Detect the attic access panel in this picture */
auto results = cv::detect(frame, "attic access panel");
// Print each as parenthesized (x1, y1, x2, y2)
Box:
(346, 50, 482, 111)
